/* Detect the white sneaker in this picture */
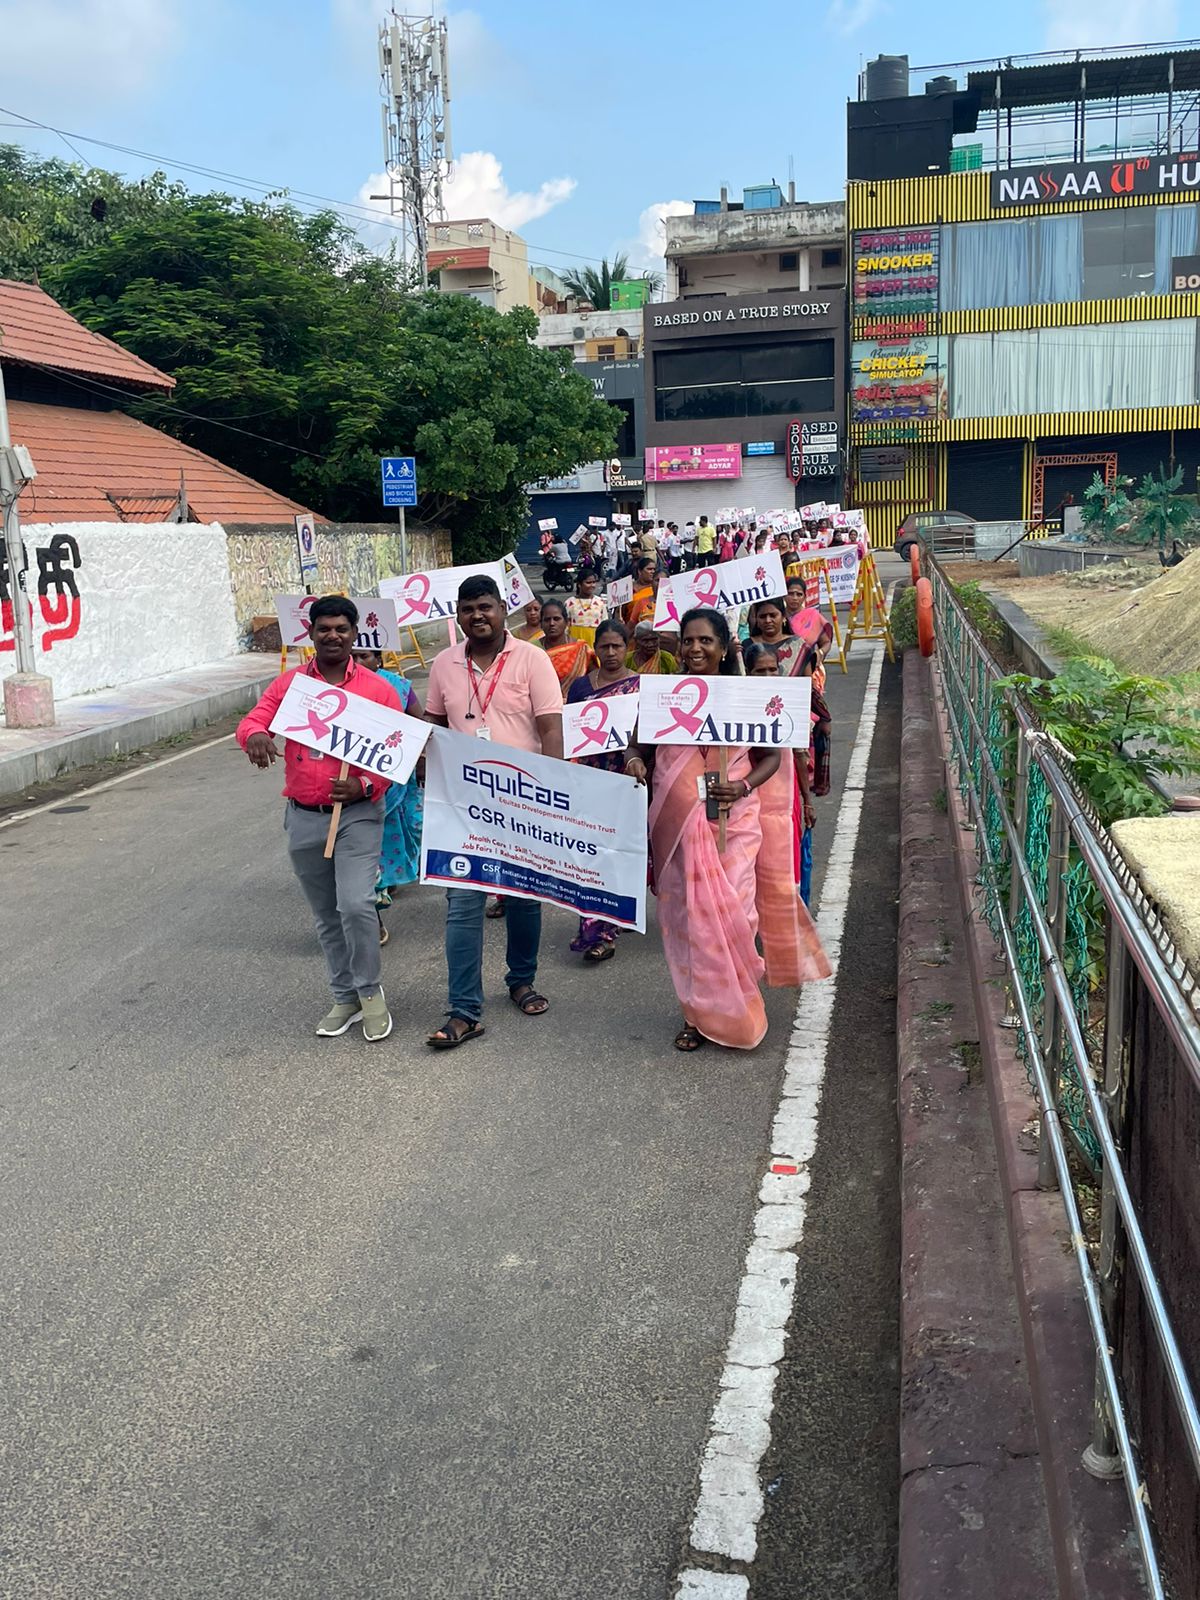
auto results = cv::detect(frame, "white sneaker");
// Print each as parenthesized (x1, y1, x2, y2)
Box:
(359, 989, 393, 1042)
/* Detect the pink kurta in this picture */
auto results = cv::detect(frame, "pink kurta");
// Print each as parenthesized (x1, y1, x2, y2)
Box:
(649, 746, 830, 1049)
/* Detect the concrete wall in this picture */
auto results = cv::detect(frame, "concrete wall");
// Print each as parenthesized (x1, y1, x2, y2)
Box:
(225, 521, 451, 642)
(8, 522, 239, 700)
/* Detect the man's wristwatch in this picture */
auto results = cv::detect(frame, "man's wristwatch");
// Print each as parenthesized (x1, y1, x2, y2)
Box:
(360, 778, 376, 802)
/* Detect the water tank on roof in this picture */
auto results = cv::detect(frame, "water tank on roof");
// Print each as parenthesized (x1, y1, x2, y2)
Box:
(925, 75, 957, 96)
(864, 54, 909, 101)
(744, 184, 783, 210)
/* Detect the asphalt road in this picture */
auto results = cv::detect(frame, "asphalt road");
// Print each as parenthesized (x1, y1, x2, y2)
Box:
(0, 609, 902, 1599)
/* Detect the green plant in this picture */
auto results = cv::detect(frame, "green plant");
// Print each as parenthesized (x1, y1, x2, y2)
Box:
(998, 656, 1200, 824)
(952, 581, 1004, 648)
(1080, 471, 1134, 537)
(1133, 463, 1199, 554)
(890, 584, 918, 649)
(560, 253, 662, 307)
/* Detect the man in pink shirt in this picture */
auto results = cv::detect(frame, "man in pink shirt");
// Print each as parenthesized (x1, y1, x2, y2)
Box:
(237, 596, 401, 1042)
(424, 573, 564, 1048)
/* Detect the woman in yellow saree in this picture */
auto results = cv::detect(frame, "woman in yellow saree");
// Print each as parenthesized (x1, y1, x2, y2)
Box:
(627, 608, 830, 1052)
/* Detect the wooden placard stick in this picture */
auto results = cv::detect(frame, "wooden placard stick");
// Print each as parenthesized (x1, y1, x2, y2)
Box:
(718, 747, 729, 854)
(323, 761, 349, 859)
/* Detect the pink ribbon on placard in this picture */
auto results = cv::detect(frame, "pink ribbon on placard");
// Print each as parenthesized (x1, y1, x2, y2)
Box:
(290, 594, 316, 645)
(661, 565, 720, 628)
(652, 677, 709, 738)
(394, 573, 431, 623)
(284, 687, 349, 740)
(573, 700, 611, 754)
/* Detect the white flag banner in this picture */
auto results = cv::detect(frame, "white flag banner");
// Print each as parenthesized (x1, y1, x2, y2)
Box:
(637, 508, 655, 522)
(420, 729, 648, 931)
(799, 502, 827, 521)
(501, 552, 535, 610)
(562, 686, 641, 761)
(379, 560, 524, 624)
(569, 526, 586, 546)
(652, 549, 786, 630)
(611, 512, 632, 528)
(800, 547, 861, 605)
(637, 673, 811, 749)
(275, 595, 403, 653)
(269, 677, 432, 784)
(537, 517, 558, 532)
(606, 575, 634, 608)
(588, 515, 606, 528)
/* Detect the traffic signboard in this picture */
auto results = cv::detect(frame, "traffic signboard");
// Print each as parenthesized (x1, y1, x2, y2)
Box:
(294, 513, 318, 585)
(381, 456, 418, 507)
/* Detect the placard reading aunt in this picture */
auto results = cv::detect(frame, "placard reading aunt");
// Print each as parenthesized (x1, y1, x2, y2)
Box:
(562, 686, 640, 760)
(275, 595, 403, 653)
(637, 674, 811, 749)
(653, 549, 786, 630)
(379, 560, 520, 625)
(270, 677, 432, 784)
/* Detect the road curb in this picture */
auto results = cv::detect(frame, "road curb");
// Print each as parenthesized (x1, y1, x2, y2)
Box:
(897, 650, 1057, 1599)
(0, 672, 275, 797)
(925, 655, 1145, 1600)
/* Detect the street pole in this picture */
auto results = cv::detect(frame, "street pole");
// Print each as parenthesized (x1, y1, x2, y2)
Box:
(0, 359, 54, 726)
(399, 503, 409, 576)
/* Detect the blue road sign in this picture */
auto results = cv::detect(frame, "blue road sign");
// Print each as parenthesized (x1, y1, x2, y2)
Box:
(381, 456, 418, 507)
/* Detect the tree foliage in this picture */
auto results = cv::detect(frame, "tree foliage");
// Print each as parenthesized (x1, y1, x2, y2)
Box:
(3, 147, 619, 558)
(560, 252, 661, 307)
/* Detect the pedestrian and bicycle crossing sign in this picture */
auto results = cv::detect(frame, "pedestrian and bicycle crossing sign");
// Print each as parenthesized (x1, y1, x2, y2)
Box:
(381, 456, 418, 507)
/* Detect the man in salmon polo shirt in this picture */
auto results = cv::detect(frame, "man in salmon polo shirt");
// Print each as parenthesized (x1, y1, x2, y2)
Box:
(423, 573, 565, 1049)
(237, 596, 402, 1043)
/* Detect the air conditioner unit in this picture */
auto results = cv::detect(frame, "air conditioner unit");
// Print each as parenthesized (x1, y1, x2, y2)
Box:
(573, 326, 585, 339)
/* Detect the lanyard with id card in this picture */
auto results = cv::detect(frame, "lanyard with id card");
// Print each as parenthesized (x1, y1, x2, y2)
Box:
(465, 649, 507, 736)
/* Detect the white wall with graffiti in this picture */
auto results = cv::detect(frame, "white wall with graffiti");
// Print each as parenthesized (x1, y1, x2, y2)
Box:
(5, 522, 240, 701)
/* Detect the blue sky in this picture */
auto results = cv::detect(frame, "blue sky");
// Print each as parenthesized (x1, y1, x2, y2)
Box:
(0, 0, 1185, 278)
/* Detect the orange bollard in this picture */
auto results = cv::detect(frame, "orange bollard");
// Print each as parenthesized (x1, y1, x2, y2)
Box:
(916, 577, 935, 657)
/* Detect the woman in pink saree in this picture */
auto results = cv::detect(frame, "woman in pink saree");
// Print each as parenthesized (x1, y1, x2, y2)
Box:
(627, 609, 830, 1053)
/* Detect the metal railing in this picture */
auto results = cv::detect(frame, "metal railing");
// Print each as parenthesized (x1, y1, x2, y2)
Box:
(919, 518, 1060, 564)
(929, 559, 1200, 1598)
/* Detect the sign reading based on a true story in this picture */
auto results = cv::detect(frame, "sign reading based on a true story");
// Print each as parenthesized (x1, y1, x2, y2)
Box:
(275, 595, 403, 653)
(562, 687, 640, 761)
(652, 549, 786, 630)
(420, 728, 648, 931)
(270, 677, 432, 784)
(379, 558, 531, 625)
(637, 674, 811, 749)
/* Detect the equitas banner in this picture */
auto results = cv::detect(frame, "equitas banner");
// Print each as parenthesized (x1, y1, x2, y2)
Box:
(420, 729, 648, 931)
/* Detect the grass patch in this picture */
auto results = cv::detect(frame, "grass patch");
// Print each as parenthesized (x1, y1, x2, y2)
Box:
(919, 999, 955, 1022)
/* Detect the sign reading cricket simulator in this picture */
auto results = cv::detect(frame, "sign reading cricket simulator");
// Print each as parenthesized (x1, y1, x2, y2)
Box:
(420, 730, 648, 932)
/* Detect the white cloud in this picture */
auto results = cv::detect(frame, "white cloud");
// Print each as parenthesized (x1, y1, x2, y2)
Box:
(1043, 0, 1178, 49)
(624, 199, 692, 285)
(356, 151, 575, 245)
(827, 0, 885, 35)
(0, 0, 182, 114)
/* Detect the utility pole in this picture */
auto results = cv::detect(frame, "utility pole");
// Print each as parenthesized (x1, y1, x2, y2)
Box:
(0, 356, 54, 727)
(376, 9, 452, 286)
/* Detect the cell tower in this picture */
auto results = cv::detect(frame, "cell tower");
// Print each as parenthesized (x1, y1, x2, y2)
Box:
(378, 9, 452, 283)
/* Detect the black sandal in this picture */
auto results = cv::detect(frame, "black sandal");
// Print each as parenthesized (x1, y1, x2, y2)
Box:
(509, 985, 550, 1016)
(583, 944, 616, 964)
(427, 1017, 486, 1050)
(674, 1026, 705, 1052)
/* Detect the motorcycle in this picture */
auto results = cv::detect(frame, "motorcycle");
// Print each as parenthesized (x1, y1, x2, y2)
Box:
(542, 558, 577, 592)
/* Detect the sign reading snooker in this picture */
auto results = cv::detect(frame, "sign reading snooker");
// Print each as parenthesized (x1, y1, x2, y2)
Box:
(420, 729, 648, 931)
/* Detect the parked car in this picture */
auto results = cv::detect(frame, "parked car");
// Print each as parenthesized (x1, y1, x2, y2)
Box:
(895, 509, 978, 561)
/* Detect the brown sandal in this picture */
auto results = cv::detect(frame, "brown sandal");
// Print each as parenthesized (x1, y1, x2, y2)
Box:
(674, 1026, 705, 1052)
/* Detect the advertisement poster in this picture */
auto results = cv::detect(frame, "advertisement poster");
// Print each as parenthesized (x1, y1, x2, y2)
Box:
(275, 595, 402, 652)
(653, 550, 786, 630)
(420, 729, 648, 931)
(637, 675, 812, 749)
(269, 678, 432, 785)
(561, 687, 640, 761)
(645, 443, 743, 482)
(852, 229, 940, 319)
(851, 335, 947, 424)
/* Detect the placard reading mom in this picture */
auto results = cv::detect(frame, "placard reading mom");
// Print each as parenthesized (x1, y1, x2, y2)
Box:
(269, 677, 433, 784)
(638, 674, 812, 748)
(420, 729, 647, 931)
(561, 686, 640, 760)
(652, 549, 786, 629)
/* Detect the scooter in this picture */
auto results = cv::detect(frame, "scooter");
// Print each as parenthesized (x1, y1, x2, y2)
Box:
(542, 558, 577, 591)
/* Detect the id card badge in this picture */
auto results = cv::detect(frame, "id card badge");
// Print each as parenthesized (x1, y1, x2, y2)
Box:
(696, 775, 708, 801)
(476, 724, 493, 740)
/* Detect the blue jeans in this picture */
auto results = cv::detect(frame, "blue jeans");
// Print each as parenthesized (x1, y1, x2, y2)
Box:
(445, 889, 542, 1022)
(800, 828, 814, 906)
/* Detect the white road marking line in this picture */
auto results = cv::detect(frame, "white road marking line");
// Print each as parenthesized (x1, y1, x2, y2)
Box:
(677, 636, 888, 1584)
(0, 733, 236, 830)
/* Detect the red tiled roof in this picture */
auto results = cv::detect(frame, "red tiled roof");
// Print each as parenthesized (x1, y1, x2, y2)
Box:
(427, 247, 491, 271)
(0, 278, 174, 393)
(10, 401, 314, 524)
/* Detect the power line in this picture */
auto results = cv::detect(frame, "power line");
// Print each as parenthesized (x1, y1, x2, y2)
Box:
(0, 105, 625, 272)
